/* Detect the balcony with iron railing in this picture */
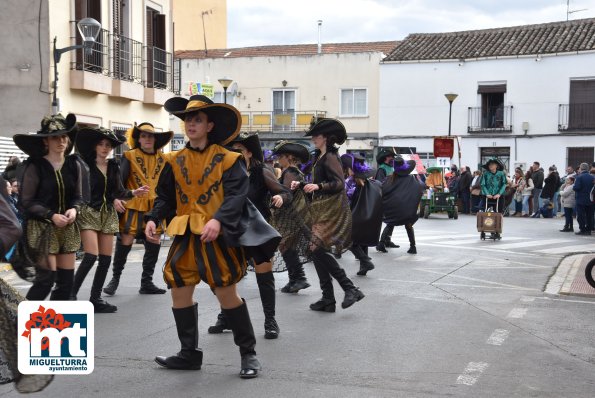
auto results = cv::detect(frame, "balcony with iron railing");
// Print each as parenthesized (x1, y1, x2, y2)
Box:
(240, 111, 327, 134)
(467, 106, 513, 133)
(558, 103, 595, 131)
(68, 21, 176, 102)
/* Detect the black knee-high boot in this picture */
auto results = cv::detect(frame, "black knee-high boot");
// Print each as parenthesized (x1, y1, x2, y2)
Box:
(49, 269, 74, 301)
(406, 225, 417, 254)
(90, 255, 117, 313)
(155, 303, 202, 370)
(256, 271, 279, 339)
(139, 241, 165, 294)
(310, 250, 336, 312)
(315, 250, 364, 310)
(377, 224, 398, 252)
(223, 299, 261, 378)
(280, 251, 295, 293)
(26, 270, 56, 300)
(103, 241, 132, 296)
(72, 253, 97, 300)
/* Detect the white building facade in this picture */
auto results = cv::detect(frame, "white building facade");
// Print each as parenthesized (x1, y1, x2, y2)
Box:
(379, 19, 595, 173)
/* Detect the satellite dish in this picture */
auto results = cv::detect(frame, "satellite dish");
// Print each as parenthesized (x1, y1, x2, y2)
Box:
(229, 82, 238, 97)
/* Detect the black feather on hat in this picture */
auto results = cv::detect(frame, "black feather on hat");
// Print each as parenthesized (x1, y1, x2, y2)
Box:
(13, 113, 78, 157)
(304, 118, 347, 145)
(232, 132, 263, 162)
(164, 94, 241, 146)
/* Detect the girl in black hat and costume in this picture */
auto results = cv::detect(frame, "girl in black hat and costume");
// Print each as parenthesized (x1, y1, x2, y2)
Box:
(102, 123, 173, 296)
(208, 132, 291, 340)
(291, 118, 365, 312)
(271, 140, 311, 293)
(375, 149, 400, 252)
(381, 156, 425, 255)
(145, 95, 280, 378)
(13, 114, 85, 300)
(71, 127, 150, 312)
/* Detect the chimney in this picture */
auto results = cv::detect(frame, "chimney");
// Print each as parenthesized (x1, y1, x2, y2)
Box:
(317, 20, 322, 54)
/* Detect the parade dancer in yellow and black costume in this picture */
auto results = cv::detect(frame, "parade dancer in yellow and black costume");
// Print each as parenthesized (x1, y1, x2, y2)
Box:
(145, 95, 280, 377)
(208, 132, 291, 340)
(13, 114, 85, 301)
(72, 127, 150, 312)
(103, 123, 172, 296)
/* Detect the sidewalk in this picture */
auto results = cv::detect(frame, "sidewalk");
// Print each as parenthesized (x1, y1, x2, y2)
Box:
(545, 253, 595, 298)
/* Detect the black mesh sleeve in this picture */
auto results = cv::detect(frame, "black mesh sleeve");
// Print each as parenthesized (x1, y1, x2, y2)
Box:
(263, 166, 292, 204)
(19, 162, 52, 220)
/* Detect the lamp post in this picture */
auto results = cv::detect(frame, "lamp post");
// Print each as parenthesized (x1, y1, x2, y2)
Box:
(52, 17, 102, 114)
(218, 77, 233, 104)
(444, 93, 458, 137)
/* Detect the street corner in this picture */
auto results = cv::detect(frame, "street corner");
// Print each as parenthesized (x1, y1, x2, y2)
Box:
(545, 253, 595, 298)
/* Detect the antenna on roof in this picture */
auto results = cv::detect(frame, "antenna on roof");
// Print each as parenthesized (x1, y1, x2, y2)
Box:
(567, 0, 588, 21)
(317, 20, 322, 54)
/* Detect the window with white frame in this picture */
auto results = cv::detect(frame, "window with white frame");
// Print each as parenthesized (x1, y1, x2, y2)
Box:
(340, 88, 367, 116)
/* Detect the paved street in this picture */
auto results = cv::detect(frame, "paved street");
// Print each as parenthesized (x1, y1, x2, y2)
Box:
(2, 214, 595, 397)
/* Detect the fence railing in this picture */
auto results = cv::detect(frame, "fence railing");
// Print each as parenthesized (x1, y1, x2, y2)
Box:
(558, 103, 595, 131)
(111, 33, 142, 83)
(240, 111, 327, 132)
(69, 21, 175, 92)
(467, 105, 513, 133)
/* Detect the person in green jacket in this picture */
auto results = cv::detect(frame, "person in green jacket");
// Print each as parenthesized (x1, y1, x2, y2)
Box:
(480, 158, 507, 213)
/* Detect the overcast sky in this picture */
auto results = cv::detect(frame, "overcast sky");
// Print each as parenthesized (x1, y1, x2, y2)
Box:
(227, 0, 595, 47)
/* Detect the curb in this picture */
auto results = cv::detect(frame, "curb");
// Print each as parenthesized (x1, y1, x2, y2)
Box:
(546, 253, 595, 298)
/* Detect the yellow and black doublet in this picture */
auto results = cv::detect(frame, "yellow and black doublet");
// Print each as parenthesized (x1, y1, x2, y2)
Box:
(19, 156, 85, 254)
(78, 159, 133, 234)
(119, 148, 167, 237)
(146, 143, 249, 289)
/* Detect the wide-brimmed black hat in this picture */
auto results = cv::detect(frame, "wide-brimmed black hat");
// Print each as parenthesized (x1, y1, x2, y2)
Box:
(376, 148, 396, 164)
(13, 113, 78, 157)
(392, 156, 416, 176)
(125, 122, 173, 151)
(304, 118, 347, 145)
(164, 94, 241, 145)
(482, 158, 504, 171)
(273, 141, 310, 164)
(232, 132, 263, 162)
(76, 127, 126, 158)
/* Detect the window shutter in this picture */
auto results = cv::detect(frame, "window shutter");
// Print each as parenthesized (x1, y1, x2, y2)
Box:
(155, 14, 166, 50)
(569, 80, 595, 104)
(477, 84, 507, 94)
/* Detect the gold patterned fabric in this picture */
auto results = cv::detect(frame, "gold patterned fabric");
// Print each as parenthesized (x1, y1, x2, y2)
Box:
(163, 230, 247, 288)
(309, 192, 352, 254)
(119, 208, 163, 237)
(26, 219, 80, 254)
(0, 278, 53, 392)
(122, 149, 168, 211)
(77, 205, 119, 234)
(165, 145, 241, 237)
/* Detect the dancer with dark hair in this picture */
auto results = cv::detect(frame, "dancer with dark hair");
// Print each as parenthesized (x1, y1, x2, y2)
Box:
(146, 95, 280, 377)
(271, 140, 311, 293)
(72, 127, 149, 312)
(13, 114, 85, 301)
(375, 148, 400, 252)
(291, 118, 364, 312)
(208, 132, 291, 339)
(103, 123, 173, 296)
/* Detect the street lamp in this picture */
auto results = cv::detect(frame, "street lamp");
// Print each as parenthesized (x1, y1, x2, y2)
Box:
(444, 93, 458, 137)
(52, 17, 102, 114)
(218, 77, 233, 104)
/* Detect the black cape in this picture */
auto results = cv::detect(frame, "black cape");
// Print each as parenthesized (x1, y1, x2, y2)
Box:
(382, 175, 424, 226)
(351, 179, 383, 246)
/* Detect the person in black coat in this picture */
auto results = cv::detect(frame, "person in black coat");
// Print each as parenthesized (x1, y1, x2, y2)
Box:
(458, 166, 473, 214)
(381, 157, 425, 254)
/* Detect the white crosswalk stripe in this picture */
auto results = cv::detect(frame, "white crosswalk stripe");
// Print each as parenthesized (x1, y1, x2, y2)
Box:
(493, 239, 574, 250)
(536, 244, 595, 254)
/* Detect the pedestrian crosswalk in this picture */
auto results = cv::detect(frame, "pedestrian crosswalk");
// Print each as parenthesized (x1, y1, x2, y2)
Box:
(388, 231, 595, 257)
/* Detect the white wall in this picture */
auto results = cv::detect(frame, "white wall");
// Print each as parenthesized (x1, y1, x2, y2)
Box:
(379, 52, 595, 137)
